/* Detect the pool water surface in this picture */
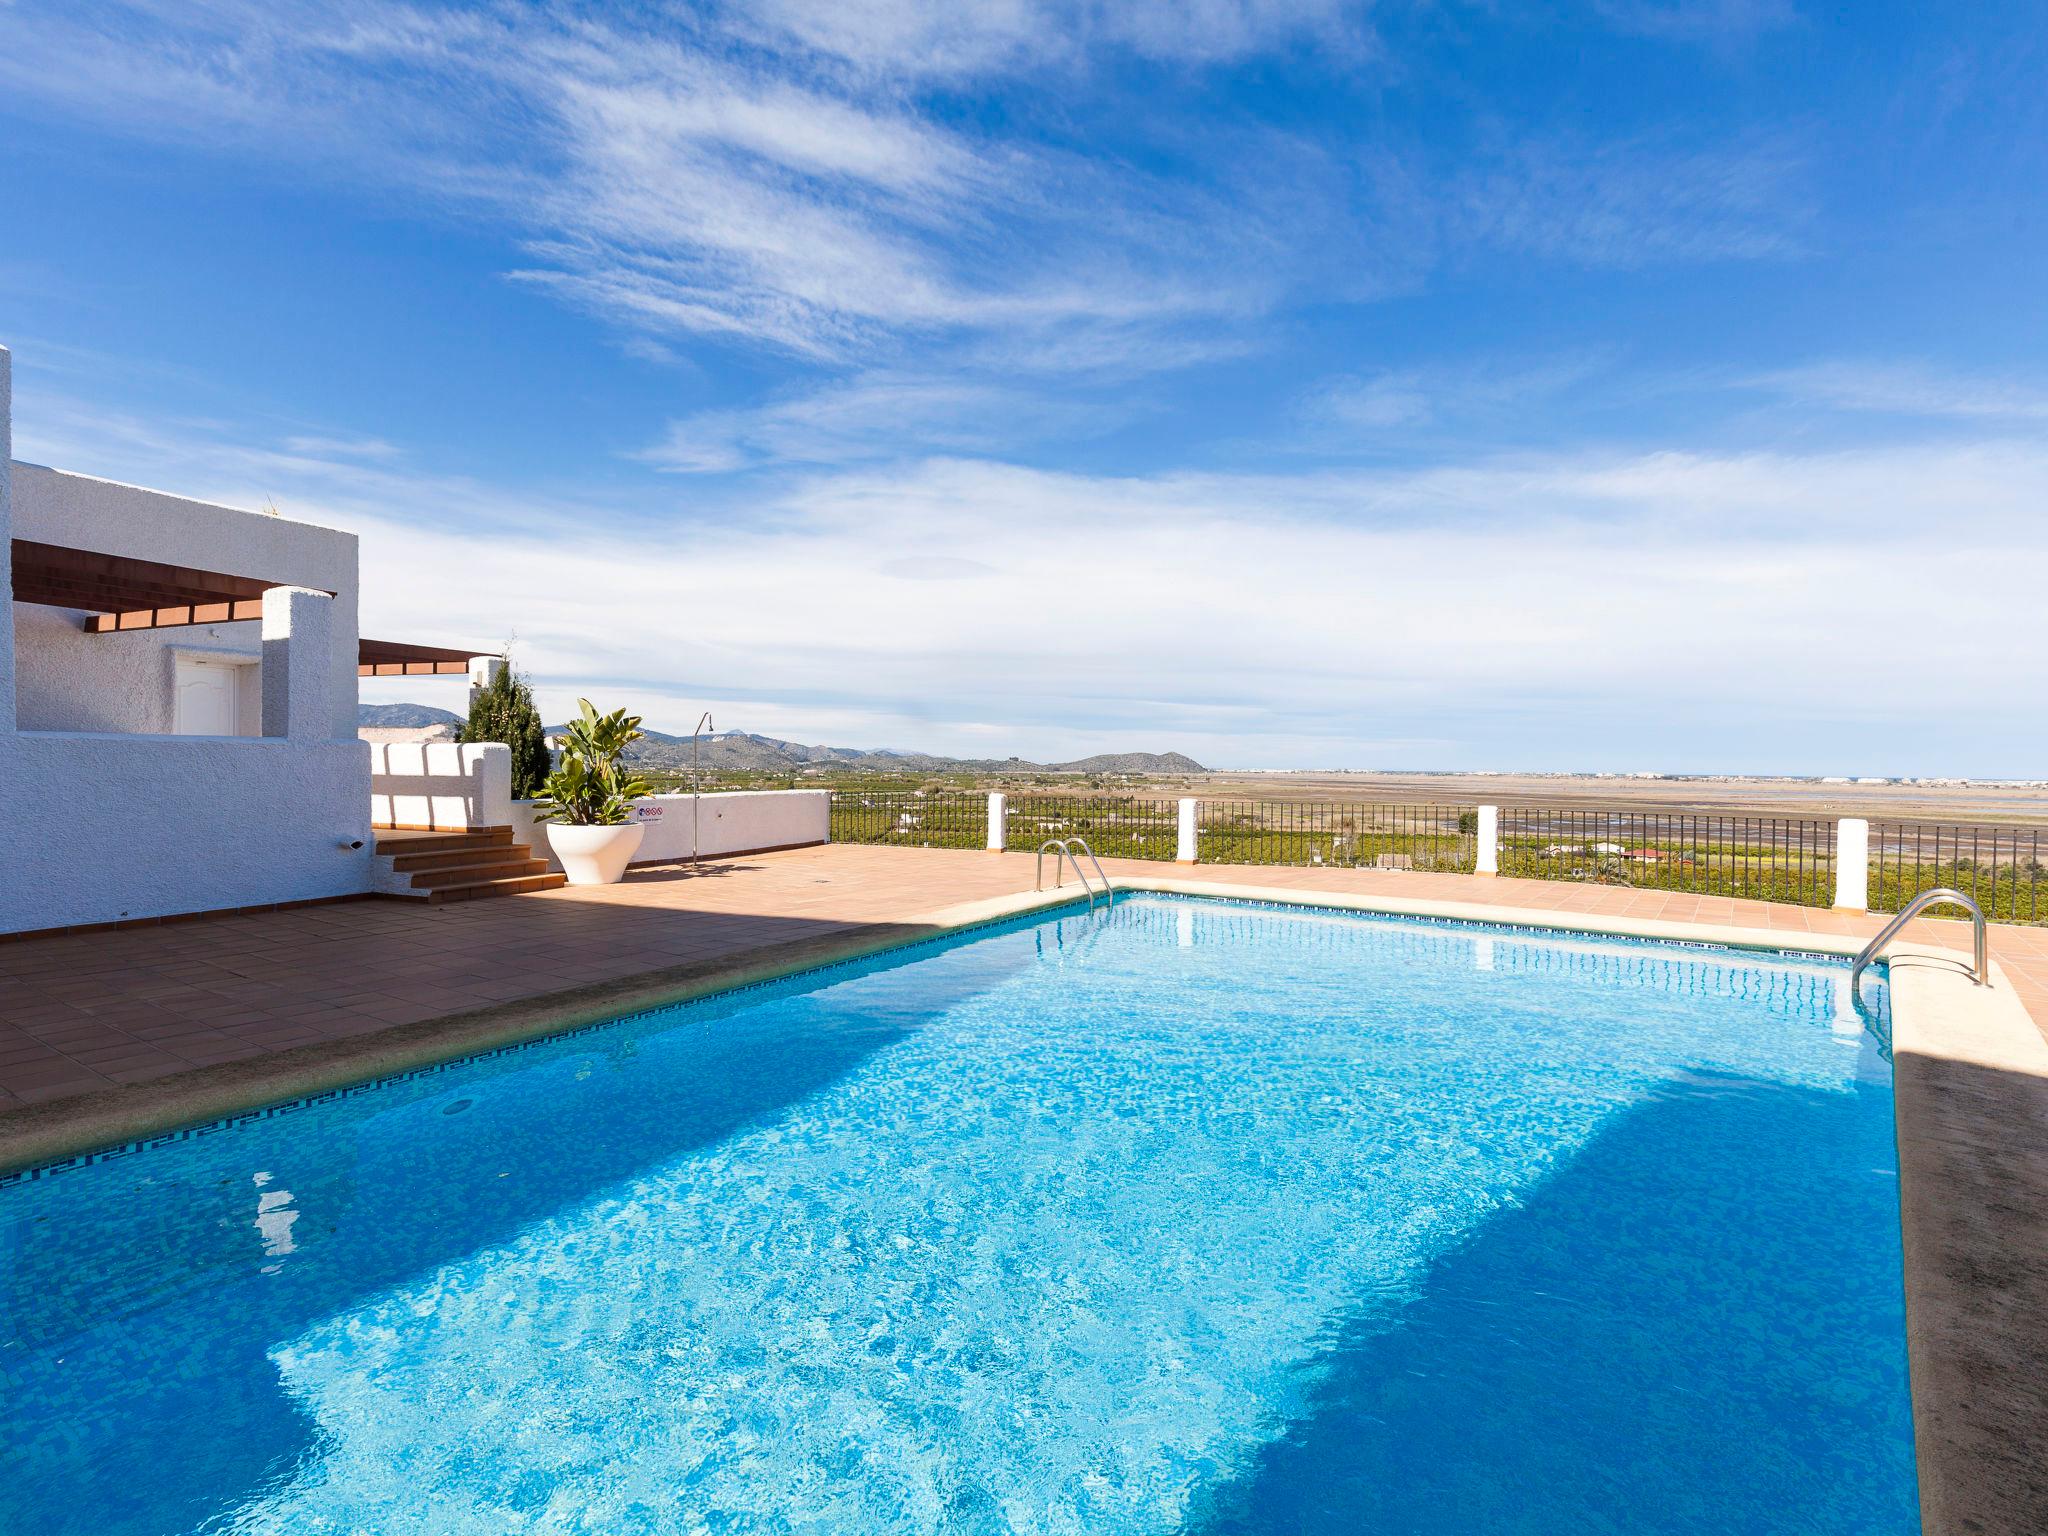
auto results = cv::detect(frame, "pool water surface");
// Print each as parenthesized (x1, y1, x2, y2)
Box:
(0, 896, 1916, 1534)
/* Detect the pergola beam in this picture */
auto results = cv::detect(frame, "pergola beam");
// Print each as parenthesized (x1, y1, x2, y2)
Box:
(85, 600, 269, 633)
(10, 538, 278, 617)
(357, 639, 495, 678)
(11, 540, 494, 678)
(360, 660, 474, 677)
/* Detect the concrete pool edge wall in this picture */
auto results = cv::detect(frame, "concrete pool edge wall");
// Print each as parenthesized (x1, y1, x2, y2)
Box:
(3, 876, 2040, 1535)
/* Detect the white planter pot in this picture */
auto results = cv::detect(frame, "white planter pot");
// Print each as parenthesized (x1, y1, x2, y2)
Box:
(548, 822, 645, 885)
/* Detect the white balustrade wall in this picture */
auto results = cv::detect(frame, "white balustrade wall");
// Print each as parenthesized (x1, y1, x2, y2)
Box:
(514, 789, 830, 872)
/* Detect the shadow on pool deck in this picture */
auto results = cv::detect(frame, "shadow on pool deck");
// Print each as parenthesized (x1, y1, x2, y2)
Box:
(0, 892, 966, 1174)
(1190, 1073, 1918, 1536)
(0, 932, 1035, 1536)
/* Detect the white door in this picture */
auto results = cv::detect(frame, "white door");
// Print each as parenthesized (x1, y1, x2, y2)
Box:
(174, 658, 238, 736)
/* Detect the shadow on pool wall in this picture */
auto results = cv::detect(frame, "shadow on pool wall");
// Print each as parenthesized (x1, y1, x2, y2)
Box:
(0, 931, 1042, 1536)
(1188, 1074, 1918, 1536)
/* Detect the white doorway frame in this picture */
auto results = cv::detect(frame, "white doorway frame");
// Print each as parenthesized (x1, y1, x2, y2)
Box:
(172, 653, 257, 736)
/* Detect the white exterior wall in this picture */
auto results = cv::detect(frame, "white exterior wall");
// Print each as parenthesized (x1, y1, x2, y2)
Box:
(0, 734, 373, 932)
(511, 790, 830, 871)
(13, 603, 264, 733)
(0, 348, 376, 932)
(371, 743, 513, 830)
(8, 461, 359, 740)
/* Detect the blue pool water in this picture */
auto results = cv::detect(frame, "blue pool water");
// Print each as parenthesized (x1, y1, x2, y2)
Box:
(1, 897, 1915, 1534)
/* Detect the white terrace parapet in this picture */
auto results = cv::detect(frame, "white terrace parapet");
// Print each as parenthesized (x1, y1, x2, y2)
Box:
(512, 789, 830, 872)
(370, 742, 512, 831)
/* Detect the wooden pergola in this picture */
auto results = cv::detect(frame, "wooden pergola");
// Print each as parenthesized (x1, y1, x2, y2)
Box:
(11, 538, 276, 629)
(356, 640, 482, 678)
(9, 538, 496, 678)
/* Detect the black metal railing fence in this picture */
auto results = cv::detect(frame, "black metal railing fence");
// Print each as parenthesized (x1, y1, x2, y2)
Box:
(826, 791, 2048, 925)
(1003, 795, 1181, 860)
(1499, 810, 1836, 906)
(1197, 801, 1476, 871)
(828, 791, 987, 849)
(1869, 822, 2048, 924)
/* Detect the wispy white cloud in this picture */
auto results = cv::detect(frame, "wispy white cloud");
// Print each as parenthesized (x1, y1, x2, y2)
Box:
(735, 0, 1372, 78)
(0, 1, 1811, 373)
(1305, 353, 1613, 434)
(20, 378, 2043, 770)
(638, 372, 1128, 472)
(1751, 360, 2048, 421)
(281, 434, 402, 461)
(1452, 137, 1809, 266)
(355, 441, 2048, 769)
(0, 2, 1265, 363)
(1592, 0, 1798, 42)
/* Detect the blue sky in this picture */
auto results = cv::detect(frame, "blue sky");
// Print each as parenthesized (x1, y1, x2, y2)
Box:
(3, 1, 2045, 774)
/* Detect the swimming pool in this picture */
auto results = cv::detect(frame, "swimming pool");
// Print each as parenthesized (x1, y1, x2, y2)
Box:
(0, 895, 1916, 1534)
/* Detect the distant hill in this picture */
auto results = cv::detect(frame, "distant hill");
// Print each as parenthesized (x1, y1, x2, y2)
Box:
(1057, 752, 1206, 774)
(363, 703, 1206, 773)
(529, 722, 1207, 776)
(358, 703, 464, 728)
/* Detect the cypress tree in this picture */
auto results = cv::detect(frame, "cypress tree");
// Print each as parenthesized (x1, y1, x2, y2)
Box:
(461, 664, 550, 800)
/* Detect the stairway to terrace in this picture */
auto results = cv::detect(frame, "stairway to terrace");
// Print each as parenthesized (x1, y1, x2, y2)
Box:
(370, 826, 566, 904)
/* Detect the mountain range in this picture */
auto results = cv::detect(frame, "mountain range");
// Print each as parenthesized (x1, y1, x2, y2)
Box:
(357, 704, 1205, 775)
(359, 702, 464, 728)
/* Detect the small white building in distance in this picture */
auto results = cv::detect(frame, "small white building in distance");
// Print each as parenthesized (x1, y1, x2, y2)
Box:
(0, 343, 503, 934)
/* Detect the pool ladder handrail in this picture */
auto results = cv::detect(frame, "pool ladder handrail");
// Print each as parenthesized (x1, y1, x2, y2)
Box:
(1036, 837, 1113, 911)
(1851, 887, 1988, 993)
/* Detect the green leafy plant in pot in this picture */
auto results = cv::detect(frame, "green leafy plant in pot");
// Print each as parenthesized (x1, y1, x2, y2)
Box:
(535, 699, 657, 883)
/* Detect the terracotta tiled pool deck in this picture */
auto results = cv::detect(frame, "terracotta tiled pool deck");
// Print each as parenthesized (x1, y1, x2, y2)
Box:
(4, 841, 2043, 1130)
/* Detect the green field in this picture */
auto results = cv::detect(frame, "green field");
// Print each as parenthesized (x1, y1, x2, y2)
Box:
(828, 791, 986, 849)
(1869, 862, 2048, 924)
(1497, 837, 1835, 906)
(1003, 796, 1179, 859)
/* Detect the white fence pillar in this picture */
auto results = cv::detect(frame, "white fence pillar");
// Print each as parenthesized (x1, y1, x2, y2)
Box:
(1177, 798, 1199, 864)
(1835, 817, 1870, 911)
(1476, 804, 1500, 875)
(986, 792, 1006, 852)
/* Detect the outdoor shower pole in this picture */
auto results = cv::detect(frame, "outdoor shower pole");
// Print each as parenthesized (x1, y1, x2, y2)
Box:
(691, 711, 714, 864)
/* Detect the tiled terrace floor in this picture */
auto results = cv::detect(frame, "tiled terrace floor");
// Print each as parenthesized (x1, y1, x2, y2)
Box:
(4, 842, 2043, 1120)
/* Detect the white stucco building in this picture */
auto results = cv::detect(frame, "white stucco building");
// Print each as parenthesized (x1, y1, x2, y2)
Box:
(0, 344, 500, 933)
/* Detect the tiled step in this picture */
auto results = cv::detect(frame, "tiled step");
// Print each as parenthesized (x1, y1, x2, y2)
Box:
(390, 844, 536, 873)
(424, 872, 568, 904)
(371, 825, 563, 902)
(372, 826, 513, 856)
(409, 857, 552, 890)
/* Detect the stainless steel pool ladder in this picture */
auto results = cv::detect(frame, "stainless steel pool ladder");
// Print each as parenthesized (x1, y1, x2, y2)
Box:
(1036, 837, 1113, 912)
(1850, 887, 1988, 994)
